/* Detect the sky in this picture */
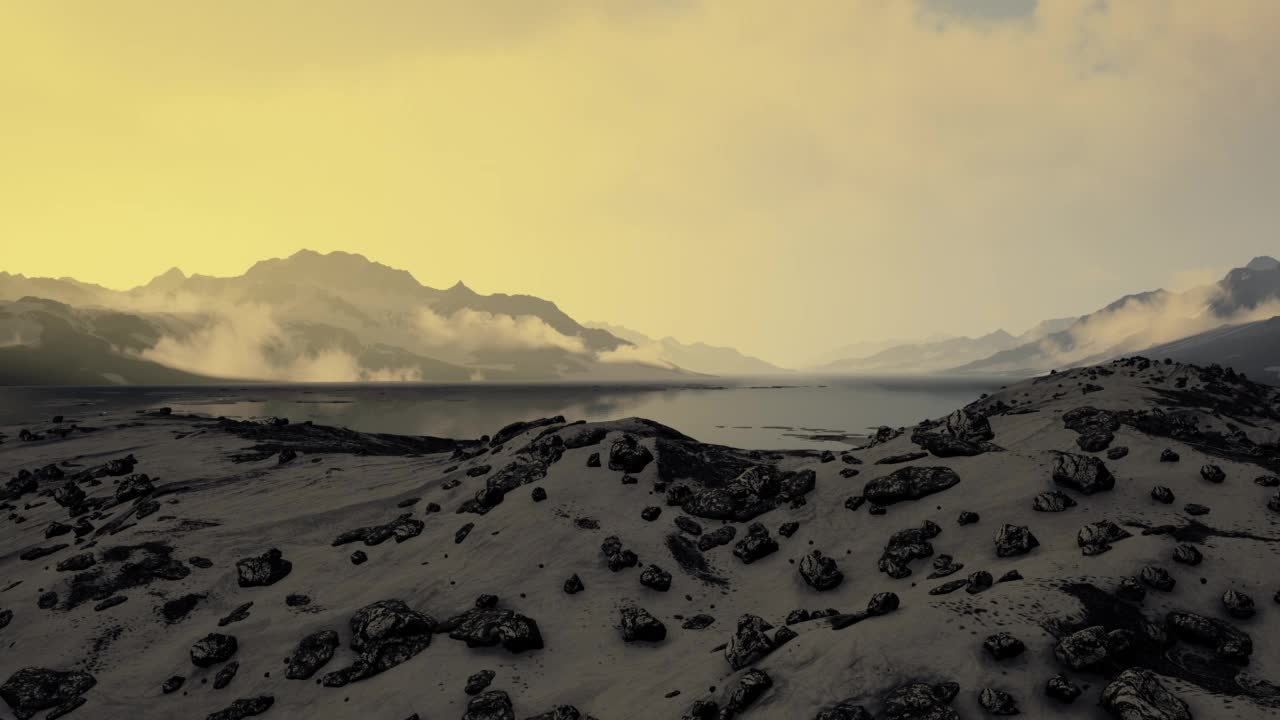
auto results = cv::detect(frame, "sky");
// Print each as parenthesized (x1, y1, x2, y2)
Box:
(2, 1, 1278, 367)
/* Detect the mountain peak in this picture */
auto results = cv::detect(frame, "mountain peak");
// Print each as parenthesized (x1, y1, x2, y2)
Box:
(141, 266, 188, 292)
(244, 249, 425, 295)
(1245, 256, 1280, 272)
(446, 280, 476, 294)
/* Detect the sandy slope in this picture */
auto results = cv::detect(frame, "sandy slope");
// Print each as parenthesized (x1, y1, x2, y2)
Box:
(2, 357, 1279, 719)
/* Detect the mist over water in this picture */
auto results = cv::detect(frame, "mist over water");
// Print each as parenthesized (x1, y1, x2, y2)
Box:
(0, 375, 1008, 450)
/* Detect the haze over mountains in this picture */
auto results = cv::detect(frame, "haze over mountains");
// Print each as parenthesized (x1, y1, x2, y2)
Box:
(4, 251, 1280, 385)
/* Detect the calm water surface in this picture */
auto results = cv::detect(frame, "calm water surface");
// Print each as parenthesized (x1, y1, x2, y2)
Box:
(0, 376, 1009, 450)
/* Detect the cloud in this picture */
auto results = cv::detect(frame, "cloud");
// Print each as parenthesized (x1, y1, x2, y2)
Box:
(136, 305, 423, 382)
(595, 342, 678, 368)
(414, 307, 587, 354)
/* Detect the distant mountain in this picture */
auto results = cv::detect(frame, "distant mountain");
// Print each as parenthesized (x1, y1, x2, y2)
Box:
(0, 251, 694, 384)
(951, 256, 1280, 377)
(1142, 316, 1280, 385)
(814, 330, 1020, 374)
(585, 322, 789, 375)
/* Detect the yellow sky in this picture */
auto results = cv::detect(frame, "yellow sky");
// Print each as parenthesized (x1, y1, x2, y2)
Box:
(2, 1, 1278, 365)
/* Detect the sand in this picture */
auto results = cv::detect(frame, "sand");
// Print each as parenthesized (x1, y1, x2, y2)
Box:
(2, 357, 1278, 719)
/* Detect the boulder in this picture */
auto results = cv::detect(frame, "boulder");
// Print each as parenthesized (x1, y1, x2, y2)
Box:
(725, 614, 776, 670)
(994, 524, 1039, 558)
(1053, 625, 1133, 670)
(799, 550, 843, 590)
(608, 435, 653, 473)
(732, 523, 778, 564)
(864, 467, 961, 505)
(619, 606, 666, 643)
(235, 548, 292, 587)
(285, 630, 339, 680)
(444, 607, 544, 653)
(191, 633, 238, 668)
(1052, 452, 1115, 494)
(1033, 490, 1077, 512)
(0, 668, 96, 720)
(983, 632, 1025, 660)
(321, 599, 436, 687)
(463, 690, 514, 720)
(1166, 610, 1252, 664)
(1099, 668, 1191, 720)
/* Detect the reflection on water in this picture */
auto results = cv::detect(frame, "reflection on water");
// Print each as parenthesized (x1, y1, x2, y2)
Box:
(0, 376, 1009, 450)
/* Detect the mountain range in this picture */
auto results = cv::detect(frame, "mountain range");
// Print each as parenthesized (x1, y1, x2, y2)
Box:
(0, 250, 689, 385)
(5, 251, 1280, 385)
(813, 256, 1280, 384)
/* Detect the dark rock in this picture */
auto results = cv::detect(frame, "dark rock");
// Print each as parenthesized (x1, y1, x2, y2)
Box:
(674, 516, 703, 535)
(867, 591, 900, 616)
(1140, 566, 1176, 592)
(640, 565, 672, 592)
(55, 553, 95, 572)
(1255, 474, 1280, 487)
(1166, 610, 1252, 663)
(1200, 464, 1226, 483)
(44, 521, 72, 539)
(978, 687, 1019, 715)
(725, 614, 775, 670)
(957, 511, 980, 525)
(37, 592, 57, 609)
(698, 526, 736, 552)
(732, 523, 778, 564)
(983, 630, 1024, 661)
(1159, 449, 1180, 462)
(213, 661, 239, 690)
(844, 495, 865, 512)
(0, 668, 95, 720)
(1151, 486, 1175, 504)
(162, 676, 185, 694)
(1172, 544, 1202, 566)
(1033, 490, 1077, 512)
(878, 520, 941, 578)
(619, 605, 666, 643)
(1117, 577, 1146, 602)
(778, 521, 799, 537)
(601, 536, 638, 571)
(1053, 625, 1133, 670)
(350, 550, 368, 565)
(997, 569, 1022, 583)
(641, 506, 661, 521)
(321, 599, 436, 687)
(966, 571, 994, 594)
(994, 524, 1039, 557)
(20, 544, 68, 561)
(1222, 589, 1255, 619)
(864, 466, 961, 505)
(443, 607, 544, 653)
(235, 548, 291, 587)
(681, 700, 720, 720)
(682, 614, 715, 630)
(455, 523, 475, 544)
(1052, 452, 1115, 494)
(723, 668, 772, 716)
(464, 669, 495, 696)
(531, 487, 547, 502)
(814, 701, 872, 720)
(218, 602, 253, 627)
(927, 554, 963, 579)
(1077, 519, 1132, 555)
(286, 630, 339, 680)
(1183, 503, 1210, 516)
(94, 595, 127, 611)
(115, 474, 154, 502)
(1045, 675, 1081, 703)
(799, 550, 843, 590)
(206, 696, 275, 720)
(1100, 668, 1190, 720)
(609, 434, 653, 473)
(875, 451, 929, 465)
(285, 594, 310, 607)
(563, 574, 584, 594)
(1107, 446, 1130, 460)
(839, 467, 861, 478)
(880, 681, 960, 720)
(1063, 406, 1120, 452)
(191, 633, 238, 668)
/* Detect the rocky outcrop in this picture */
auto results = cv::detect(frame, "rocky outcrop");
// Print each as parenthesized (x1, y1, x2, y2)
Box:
(1051, 452, 1115, 494)
(864, 467, 961, 505)
(321, 599, 436, 687)
(1100, 668, 1191, 720)
(0, 668, 96, 720)
(235, 548, 292, 587)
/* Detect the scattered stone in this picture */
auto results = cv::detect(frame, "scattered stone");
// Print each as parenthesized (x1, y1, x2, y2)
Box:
(640, 565, 672, 591)
(726, 614, 776, 669)
(723, 668, 772, 717)
(878, 520, 941, 578)
(601, 536, 638, 571)
(443, 606, 544, 653)
(609, 435, 653, 473)
(1033, 490, 1077, 513)
(1159, 449, 1180, 462)
(1140, 566, 1176, 592)
(698, 526, 736, 552)
(674, 516, 703, 535)
(563, 574, 584, 594)
(0, 668, 96, 720)
(641, 506, 661, 521)
(162, 676, 185, 694)
(1051, 452, 1115, 494)
(350, 551, 367, 565)
(978, 687, 1019, 715)
(864, 467, 960, 505)
(875, 451, 929, 465)
(322, 599, 436, 687)
(1151, 486, 1175, 504)
(1100, 668, 1190, 720)
(994, 524, 1039, 558)
(966, 570, 994, 594)
(1172, 544, 1202, 566)
(213, 661, 239, 690)
(1200, 464, 1226, 483)
(206, 695, 275, 720)
(1077, 519, 1132, 555)
(456, 523, 475, 544)
(732, 523, 778, 564)
(799, 550, 843, 590)
(464, 670, 495, 696)
(1107, 446, 1130, 460)
(619, 606, 666, 643)
(1045, 675, 1081, 703)
(286, 630, 339, 680)
(1053, 625, 1133, 670)
(235, 549, 292, 588)
(957, 511, 980, 525)
(1183, 503, 1210, 516)
(983, 632, 1025, 660)
(191, 633, 238, 668)
(1222, 589, 1255, 619)
(218, 602, 253, 627)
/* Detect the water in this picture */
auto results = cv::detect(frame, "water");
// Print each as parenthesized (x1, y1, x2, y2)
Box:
(0, 376, 1009, 450)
